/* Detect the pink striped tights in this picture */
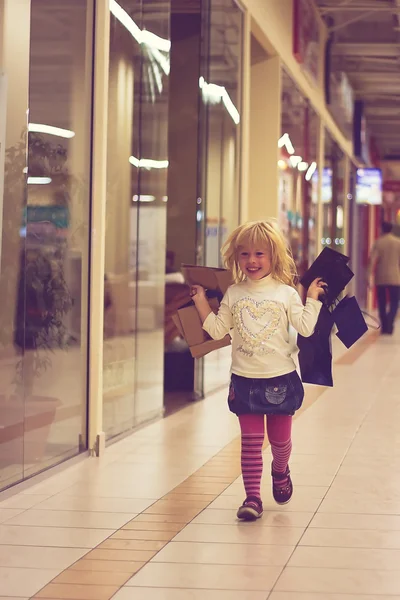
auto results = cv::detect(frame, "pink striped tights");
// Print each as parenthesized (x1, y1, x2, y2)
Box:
(238, 414, 292, 500)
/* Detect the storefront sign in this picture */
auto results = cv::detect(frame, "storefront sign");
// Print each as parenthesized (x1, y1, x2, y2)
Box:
(356, 168, 382, 205)
(326, 71, 354, 139)
(383, 180, 400, 193)
(353, 101, 371, 165)
(293, 0, 320, 84)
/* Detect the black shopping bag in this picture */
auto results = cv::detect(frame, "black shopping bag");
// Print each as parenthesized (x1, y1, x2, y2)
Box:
(331, 295, 368, 349)
(298, 305, 334, 387)
(300, 247, 354, 307)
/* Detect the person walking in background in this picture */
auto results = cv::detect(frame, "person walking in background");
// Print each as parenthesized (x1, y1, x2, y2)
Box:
(190, 220, 325, 521)
(368, 222, 400, 335)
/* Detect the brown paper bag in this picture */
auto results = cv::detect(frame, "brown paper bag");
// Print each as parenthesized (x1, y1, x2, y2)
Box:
(172, 297, 231, 358)
(181, 264, 233, 295)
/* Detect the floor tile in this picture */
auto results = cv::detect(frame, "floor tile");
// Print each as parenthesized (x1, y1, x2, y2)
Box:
(84, 548, 156, 562)
(34, 583, 120, 599)
(5, 509, 134, 529)
(126, 562, 282, 591)
(310, 512, 400, 530)
(100, 538, 166, 551)
(0, 525, 114, 548)
(300, 527, 400, 549)
(52, 569, 132, 585)
(132, 514, 190, 524)
(35, 495, 153, 513)
(115, 530, 174, 542)
(70, 560, 144, 573)
(143, 505, 201, 517)
(289, 545, 400, 570)
(0, 566, 59, 597)
(0, 545, 86, 569)
(0, 495, 49, 509)
(207, 494, 322, 513)
(0, 509, 24, 523)
(152, 540, 294, 566)
(164, 493, 216, 502)
(173, 523, 304, 545)
(123, 521, 183, 533)
(191, 509, 313, 528)
(269, 593, 400, 600)
(274, 566, 400, 595)
(113, 589, 268, 599)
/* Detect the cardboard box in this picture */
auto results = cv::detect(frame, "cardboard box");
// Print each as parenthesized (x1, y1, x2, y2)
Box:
(181, 264, 233, 296)
(172, 297, 231, 359)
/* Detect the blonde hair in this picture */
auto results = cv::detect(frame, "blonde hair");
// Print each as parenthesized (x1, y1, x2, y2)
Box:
(222, 220, 297, 287)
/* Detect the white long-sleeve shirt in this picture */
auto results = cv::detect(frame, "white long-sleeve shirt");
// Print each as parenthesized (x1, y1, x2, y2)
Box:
(202, 274, 322, 378)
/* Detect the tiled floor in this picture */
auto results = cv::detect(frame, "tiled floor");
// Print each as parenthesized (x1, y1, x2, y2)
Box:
(0, 328, 399, 599)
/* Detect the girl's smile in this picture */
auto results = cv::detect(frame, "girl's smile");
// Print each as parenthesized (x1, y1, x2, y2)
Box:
(238, 247, 272, 280)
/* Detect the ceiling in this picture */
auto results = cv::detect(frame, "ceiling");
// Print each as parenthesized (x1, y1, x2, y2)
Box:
(315, 0, 400, 159)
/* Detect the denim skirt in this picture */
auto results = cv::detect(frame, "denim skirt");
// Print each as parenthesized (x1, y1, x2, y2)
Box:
(228, 370, 304, 416)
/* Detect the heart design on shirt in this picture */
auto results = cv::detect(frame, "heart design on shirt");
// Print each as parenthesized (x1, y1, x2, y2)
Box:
(232, 297, 281, 356)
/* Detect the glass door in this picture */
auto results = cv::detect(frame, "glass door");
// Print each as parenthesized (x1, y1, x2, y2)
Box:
(198, 0, 244, 396)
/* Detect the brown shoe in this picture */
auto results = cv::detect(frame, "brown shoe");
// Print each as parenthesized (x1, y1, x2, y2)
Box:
(271, 465, 293, 505)
(237, 496, 263, 521)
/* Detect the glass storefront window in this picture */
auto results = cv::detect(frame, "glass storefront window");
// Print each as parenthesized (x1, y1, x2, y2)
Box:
(103, 0, 169, 438)
(200, 0, 243, 395)
(322, 131, 346, 254)
(0, 0, 94, 491)
(279, 70, 319, 277)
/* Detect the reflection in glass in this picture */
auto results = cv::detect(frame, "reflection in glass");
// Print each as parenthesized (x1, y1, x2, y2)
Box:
(279, 70, 319, 276)
(103, 0, 142, 438)
(201, 0, 243, 396)
(323, 131, 345, 254)
(0, 0, 94, 491)
(103, 0, 170, 437)
(134, 1, 170, 425)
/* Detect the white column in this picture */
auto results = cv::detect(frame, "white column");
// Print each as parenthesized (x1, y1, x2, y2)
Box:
(239, 8, 251, 223)
(0, 0, 30, 340)
(88, 0, 110, 455)
(248, 54, 281, 221)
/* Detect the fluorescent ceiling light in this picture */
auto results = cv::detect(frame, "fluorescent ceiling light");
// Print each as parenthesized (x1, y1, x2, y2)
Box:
(289, 155, 302, 168)
(28, 123, 75, 139)
(298, 161, 309, 172)
(133, 195, 155, 202)
(278, 133, 295, 155)
(110, 0, 171, 52)
(27, 177, 52, 185)
(305, 161, 317, 181)
(141, 30, 170, 53)
(149, 47, 170, 76)
(129, 156, 169, 170)
(200, 78, 240, 125)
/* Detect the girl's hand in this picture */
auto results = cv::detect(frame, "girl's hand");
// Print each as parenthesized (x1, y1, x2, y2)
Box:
(307, 278, 327, 301)
(190, 285, 207, 302)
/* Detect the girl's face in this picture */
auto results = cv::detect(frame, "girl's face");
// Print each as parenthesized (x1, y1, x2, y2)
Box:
(238, 245, 272, 280)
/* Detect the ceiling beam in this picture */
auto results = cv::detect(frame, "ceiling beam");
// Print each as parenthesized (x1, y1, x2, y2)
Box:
(366, 119, 400, 125)
(331, 43, 400, 56)
(320, 6, 399, 13)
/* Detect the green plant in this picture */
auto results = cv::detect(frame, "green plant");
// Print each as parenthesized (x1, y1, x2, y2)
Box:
(1, 131, 74, 384)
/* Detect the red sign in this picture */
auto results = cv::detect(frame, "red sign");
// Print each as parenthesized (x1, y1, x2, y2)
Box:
(383, 180, 400, 193)
(293, 0, 320, 84)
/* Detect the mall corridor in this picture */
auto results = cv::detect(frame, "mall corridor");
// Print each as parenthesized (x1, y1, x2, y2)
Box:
(0, 327, 398, 599)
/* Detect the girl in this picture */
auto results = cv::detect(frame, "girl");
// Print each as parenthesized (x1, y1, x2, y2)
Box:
(191, 220, 325, 521)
